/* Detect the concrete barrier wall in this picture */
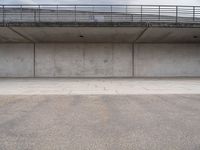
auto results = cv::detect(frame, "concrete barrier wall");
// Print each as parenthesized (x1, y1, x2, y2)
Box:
(35, 43, 133, 77)
(0, 44, 34, 77)
(134, 44, 200, 77)
(0, 43, 200, 77)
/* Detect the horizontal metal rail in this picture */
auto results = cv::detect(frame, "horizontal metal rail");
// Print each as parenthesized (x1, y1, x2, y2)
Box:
(0, 4, 200, 24)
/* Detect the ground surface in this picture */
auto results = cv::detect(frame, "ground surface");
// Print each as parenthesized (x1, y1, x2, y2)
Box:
(0, 78, 200, 150)
(0, 95, 200, 150)
(0, 78, 200, 95)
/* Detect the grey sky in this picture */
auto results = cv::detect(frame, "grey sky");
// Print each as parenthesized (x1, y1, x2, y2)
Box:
(3, 0, 200, 5)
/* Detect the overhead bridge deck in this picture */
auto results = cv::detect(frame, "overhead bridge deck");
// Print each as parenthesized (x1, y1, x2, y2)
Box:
(0, 5, 200, 43)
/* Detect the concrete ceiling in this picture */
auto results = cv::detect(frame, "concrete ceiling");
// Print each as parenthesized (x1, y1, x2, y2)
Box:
(0, 27, 29, 43)
(0, 26, 200, 43)
(10, 27, 145, 43)
(137, 28, 200, 43)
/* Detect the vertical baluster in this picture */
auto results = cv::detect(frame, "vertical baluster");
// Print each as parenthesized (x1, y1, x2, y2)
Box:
(126, 5, 128, 22)
(141, 5, 143, 22)
(193, 6, 195, 22)
(158, 6, 160, 21)
(176, 6, 178, 23)
(38, 5, 40, 23)
(75, 5, 76, 22)
(20, 5, 22, 22)
(110, 5, 113, 22)
(57, 5, 58, 22)
(2, 5, 4, 25)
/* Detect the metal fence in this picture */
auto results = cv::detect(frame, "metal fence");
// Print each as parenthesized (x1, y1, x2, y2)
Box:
(0, 4, 200, 24)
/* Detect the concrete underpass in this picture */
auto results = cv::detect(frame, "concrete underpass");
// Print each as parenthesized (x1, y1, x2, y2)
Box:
(1, 4, 200, 150)
(1, 25, 200, 77)
(0, 5, 200, 77)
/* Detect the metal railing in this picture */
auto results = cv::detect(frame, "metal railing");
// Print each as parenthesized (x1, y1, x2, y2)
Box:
(0, 4, 200, 24)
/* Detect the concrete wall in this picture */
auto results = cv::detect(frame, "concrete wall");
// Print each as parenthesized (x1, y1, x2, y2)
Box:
(134, 44, 200, 77)
(0, 44, 34, 77)
(35, 43, 133, 77)
(0, 43, 200, 77)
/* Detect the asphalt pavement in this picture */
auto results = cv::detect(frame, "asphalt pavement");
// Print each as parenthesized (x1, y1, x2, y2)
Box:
(0, 95, 200, 150)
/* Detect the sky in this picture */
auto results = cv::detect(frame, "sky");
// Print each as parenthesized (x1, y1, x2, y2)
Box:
(2, 0, 200, 6)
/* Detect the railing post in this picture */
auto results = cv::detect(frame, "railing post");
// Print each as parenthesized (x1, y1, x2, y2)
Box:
(20, 5, 22, 22)
(176, 6, 178, 23)
(38, 5, 40, 22)
(193, 6, 195, 22)
(141, 5, 143, 22)
(75, 5, 76, 22)
(110, 5, 113, 22)
(57, 5, 58, 22)
(131, 6, 133, 22)
(158, 6, 160, 21)
(34, 9, 36, 22)
(126, 5, 128, 22)
(2, 5, 4, 25)
(92, 5, 94, 22)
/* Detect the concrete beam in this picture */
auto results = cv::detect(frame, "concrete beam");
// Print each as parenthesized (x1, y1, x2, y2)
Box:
(4, 22, 200, 28)
(1, 26, 199, 43)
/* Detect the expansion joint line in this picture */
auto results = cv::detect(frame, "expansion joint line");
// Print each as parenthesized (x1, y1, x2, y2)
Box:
(33, 43, 36, 77)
